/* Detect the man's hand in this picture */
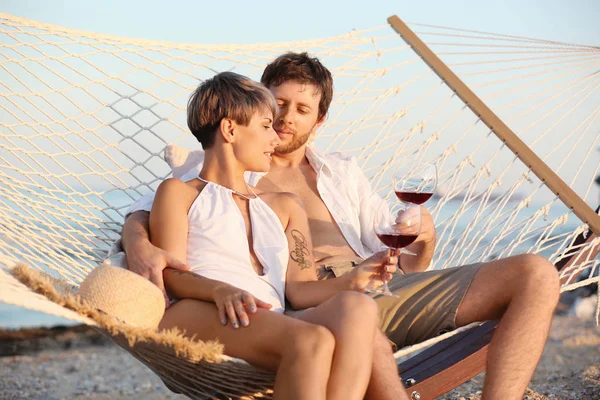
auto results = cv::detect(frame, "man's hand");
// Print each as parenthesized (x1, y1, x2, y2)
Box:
(127, 239, 190, 307)
(401, 205, 436, 273)
(349, 250, 399, 292)
(212, 283, 272, 329)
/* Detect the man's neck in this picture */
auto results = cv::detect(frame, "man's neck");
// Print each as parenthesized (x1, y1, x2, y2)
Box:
(270, 145, 310, 168)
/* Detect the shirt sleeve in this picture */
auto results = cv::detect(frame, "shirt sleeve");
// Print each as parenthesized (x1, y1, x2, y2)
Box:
(348, 157, 388, 254)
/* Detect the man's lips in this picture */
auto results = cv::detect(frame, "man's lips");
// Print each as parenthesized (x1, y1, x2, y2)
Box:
(276, 129, 293, 136)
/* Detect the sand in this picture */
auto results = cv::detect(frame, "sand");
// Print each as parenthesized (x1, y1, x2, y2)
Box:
(0, 314, 598, 400)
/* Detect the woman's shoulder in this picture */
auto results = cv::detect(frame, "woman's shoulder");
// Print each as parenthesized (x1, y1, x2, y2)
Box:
(155, 177, 202, 205)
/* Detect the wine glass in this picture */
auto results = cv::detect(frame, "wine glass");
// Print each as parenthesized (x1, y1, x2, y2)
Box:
(369, 200, 422, 297)
(393, 160, 437, 205)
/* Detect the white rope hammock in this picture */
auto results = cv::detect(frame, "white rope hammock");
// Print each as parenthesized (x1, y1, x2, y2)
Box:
(1, 12, 599, 398)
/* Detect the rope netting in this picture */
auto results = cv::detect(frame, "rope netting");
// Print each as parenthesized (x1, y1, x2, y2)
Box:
(0, 13, 598, 295)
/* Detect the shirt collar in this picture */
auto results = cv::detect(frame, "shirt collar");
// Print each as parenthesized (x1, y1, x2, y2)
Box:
(305, 144, 334, 177)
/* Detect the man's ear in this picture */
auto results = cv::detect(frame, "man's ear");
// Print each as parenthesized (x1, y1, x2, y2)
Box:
(315, 114, 326, 131)
(219, 118, 236, 144)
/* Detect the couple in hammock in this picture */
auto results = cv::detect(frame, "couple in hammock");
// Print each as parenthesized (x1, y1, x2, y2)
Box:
(122, 52, 560, 399)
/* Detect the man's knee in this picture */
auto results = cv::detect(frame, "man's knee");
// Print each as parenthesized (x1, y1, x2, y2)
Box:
(517, 254, 560, 301)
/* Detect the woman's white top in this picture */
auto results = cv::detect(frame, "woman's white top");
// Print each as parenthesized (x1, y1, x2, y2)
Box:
(186, 181, 288, 313)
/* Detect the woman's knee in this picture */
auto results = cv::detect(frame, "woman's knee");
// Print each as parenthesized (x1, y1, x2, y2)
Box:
(286, 323, 336, 360)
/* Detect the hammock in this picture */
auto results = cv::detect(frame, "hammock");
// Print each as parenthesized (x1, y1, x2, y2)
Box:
(1, 12, 599, 399)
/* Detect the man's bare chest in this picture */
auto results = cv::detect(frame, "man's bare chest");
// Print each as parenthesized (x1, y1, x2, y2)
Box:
(257, 169, 333, 223)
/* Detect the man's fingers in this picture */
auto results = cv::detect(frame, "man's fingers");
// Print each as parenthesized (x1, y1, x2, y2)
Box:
(148, 273, 169, 310)
(165, 253, 190, 271)
(225, 301, 239, 329)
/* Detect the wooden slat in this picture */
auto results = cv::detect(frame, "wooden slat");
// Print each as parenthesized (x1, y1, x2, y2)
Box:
(399, 321, 496, 378)
(398, 321, 496, 375)
(386, 15, 600, 236)
(406, 333, 492, 399)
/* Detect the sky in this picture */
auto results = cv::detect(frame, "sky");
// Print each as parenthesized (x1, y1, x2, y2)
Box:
(1, 0, 599, 46)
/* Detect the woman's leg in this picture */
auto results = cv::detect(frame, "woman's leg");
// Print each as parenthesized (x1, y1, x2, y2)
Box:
(296, 291, 379, 400)
(159, 298, 335, 400)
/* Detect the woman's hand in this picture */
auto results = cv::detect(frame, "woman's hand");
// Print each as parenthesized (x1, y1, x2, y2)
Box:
(349, 250, 399, 292)
(212, 283, 272, 328)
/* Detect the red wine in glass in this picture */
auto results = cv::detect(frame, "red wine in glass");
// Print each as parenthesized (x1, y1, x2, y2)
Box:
(376, 233, 418, 249)
(394, 191, 433, 205)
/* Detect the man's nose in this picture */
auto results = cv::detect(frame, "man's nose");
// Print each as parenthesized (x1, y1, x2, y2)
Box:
(278, 107, 293, 124)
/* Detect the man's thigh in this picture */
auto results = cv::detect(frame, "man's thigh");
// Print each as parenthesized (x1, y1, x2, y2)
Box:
(372, 263, 483, 349)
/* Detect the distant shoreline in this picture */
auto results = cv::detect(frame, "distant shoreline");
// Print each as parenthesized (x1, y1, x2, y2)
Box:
(0, 324, 111, 357)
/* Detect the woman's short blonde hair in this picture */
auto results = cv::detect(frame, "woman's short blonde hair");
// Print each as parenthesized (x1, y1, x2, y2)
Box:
(187, 72, 278, 149)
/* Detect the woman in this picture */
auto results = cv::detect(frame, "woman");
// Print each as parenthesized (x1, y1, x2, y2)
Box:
(150, 72, 399, 400)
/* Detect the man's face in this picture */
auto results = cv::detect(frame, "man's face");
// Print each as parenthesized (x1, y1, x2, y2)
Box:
(269, 81, 324, 155)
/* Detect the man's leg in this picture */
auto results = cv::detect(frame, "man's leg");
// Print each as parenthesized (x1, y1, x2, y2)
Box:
(365, 331, 409, 400)
(455, 254, 560, 399)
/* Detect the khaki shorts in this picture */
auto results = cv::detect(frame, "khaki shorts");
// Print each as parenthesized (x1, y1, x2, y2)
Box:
(295, 260, 483, 349)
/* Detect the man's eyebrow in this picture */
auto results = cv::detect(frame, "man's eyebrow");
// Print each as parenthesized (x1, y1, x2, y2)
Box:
(297, 102, 312, 109)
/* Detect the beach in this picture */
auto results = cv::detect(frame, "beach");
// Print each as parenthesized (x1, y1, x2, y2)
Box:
(0, 311, 598, 400)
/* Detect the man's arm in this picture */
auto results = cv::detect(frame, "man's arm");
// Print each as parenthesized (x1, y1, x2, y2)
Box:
(122, 210, 190, 306)
(283, 194, 397, 309)
(282, 193, 352, 309)
(350, 158, 436, 272)
(400, 205, 436, 273)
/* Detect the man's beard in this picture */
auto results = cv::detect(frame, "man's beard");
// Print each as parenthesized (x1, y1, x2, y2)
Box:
(274, 123, 317, 155)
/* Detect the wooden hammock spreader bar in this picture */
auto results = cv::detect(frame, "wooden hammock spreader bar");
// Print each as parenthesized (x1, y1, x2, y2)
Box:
(387, 14, 600, 236)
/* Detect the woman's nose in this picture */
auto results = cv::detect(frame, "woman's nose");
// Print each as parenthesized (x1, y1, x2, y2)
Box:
(271, 130, 281, 145)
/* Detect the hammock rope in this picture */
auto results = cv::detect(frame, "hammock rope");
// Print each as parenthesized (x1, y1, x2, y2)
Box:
(1, 13, 599, 398)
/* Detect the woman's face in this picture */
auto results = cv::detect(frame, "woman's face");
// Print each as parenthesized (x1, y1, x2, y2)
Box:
(233, 109, 280, 172)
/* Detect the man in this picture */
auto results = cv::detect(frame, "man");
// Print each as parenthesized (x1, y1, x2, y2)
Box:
(120, 52, 559, 399)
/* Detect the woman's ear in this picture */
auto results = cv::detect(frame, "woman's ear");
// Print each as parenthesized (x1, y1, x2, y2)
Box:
(219, 118, 237, 144)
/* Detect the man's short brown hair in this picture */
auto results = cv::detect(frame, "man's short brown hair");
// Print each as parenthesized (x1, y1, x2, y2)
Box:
(187, 72, 278, 149)
(260, 52, 333, 121)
